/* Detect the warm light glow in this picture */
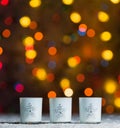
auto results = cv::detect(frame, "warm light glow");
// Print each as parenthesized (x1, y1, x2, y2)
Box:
(48, 47, 57, 56)
(100, 31, 112, 42)
(87, 29, 95, 38)
(14, 83, 24, 93)
(62, 0, 74, 5)
(114, 98, 120, 108)
(0, 47, 3, 55)
(29, 21, 37, 29)
(84, 88, 93, 96)
(102, 98, 106, 106)
(79, 24, 87, 32)
(47, 73, 55, 82)
(101, 50, 113, 61)
(98, 11, 109, 22)
(110, 0, 120, 4)
(36, 68, 47, 80)
(0, 0, 9, 6)
(34, 32, 43, 41)
(2, 29, 11, 38)
(0, 62, 3, 70)
(23, 36, 34, 46)
(104, 79, 117, 94)
(48, 91, 56, 98)
(25, 50, 37, 59)
(60, 78, 70, 90)
(70, 12, 81, 23)
(19, 16, 31, 28)
(29, 0, 41, 8)
(67, 57, 78, 68)
(76, 73, 85, 82)
(64, 88, 73, 97)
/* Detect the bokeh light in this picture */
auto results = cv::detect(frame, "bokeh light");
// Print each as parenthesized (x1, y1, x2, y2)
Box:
(23, 36, 34, 46)
(48, 91, 56, 98)
(25, 50, 37, 59)
(104, 79, 117, 94)
(98, 11, 109, 22)
(63, 35, 72, 44)
(106, 105, 114, 114)
(36, 68, 47, 81)
(34, 32, 43, 41)
(60, 78, 70, 90)
(87, 29, 95, 38)
(0, 47, 3, 55)
(0, 0, 9, 6)
(114, 98, 120, 108)
(76, 73, 85, 83)
(0, 62, 3, 70)
(100, 31, 112, 42)
(29, 21, 37, 30)
(110, 0, 120, 4)
(48, 47, 57, 56)
(4, 16, 13, 25)
(29, 0, 42, 8)
(14, 83, 24, 93)
(2, 29, 11, 38)
(62, 0, 74, 5)
(84, 88, 93, 96)
(70, 12, 81, 23)
(19, 16, 31, 28)
(64, 88, 73, 97)
(47, 73, 55, 82)
(101, 50, 113, 61)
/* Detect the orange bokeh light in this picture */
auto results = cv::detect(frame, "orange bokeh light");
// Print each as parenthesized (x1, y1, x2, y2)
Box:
(84, 87, 93, 96)
(48, 47, 57, 56)
(48, 91, 56, 98)
(47, 73, 55, 82)
(0, 47, 3, 55)
(34, 32, 43, 41)
(2, 29, 11, 38)
(76, 74, 85, 82)
(106, 105, 114, 114)
(87, 29, 95, 37)
(29, 21, 37, 30)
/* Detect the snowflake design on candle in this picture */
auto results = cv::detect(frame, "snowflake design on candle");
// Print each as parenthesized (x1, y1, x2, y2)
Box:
(85, 103, 97, 118)
(23, 102, 35, 116)
(54, 104, 65, 119)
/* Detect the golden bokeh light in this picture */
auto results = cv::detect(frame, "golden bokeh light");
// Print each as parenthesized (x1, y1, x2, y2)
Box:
(62, 0, 74, 5)
(60, 78, 70, 90)
(36, 68, 47, 81)
(29, 0, 41, 8)
(100, 31, 112, 42)
(25, 50, 37, 59)
(98, 11, 109, 22)
(70, 12, 81, 23)
(23, 36, 34, 46)
(19, 16, 31, 28)
(114, 98, 120, 108)
(64, 88, 73, 97)
(101, 50, 113, 61)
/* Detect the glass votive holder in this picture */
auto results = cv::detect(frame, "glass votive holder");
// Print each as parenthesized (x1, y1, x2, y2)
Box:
(20, 97, 43, 123)
(49, 97, 72, 122)
(79, 97, 102, 123)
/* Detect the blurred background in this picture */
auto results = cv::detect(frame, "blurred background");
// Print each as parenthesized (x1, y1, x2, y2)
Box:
(0, 0, 120, 114)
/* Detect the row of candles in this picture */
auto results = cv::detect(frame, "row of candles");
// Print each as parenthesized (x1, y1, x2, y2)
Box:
(20, 97, 102, 123)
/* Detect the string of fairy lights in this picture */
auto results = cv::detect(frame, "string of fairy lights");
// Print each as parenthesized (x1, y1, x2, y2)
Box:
(0, 0, 120, 113)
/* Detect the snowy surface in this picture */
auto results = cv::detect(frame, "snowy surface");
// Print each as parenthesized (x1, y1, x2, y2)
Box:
(0, 114, 120, 128)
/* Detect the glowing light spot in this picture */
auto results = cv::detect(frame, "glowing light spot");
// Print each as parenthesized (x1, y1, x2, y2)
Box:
(36, 68, 47, 80)
(25, 50, 37, 59)
(64, 88, 73, 97)
(2, 29, 11, 38)
(104, 79, 117, 94)
(67, 57, 79, 68)
(87, 29, 95, 38)
(114, 98, 120, 108)
(25, 45, 34, 51)
(101, 50, 113, 61)
(60, 78, 70, 90)
(0, 62, 3, 70)
(4, 16, 13, 25)
(63, 35, 72, 44)
(34, 32, 43, 41)
(29, 21, 37, 29)
(23, 36, 34, 46)
(70, 12, 81, 23)
(32, 67, 39, 76)
(29, 0, 41, 8)
(62, 0, 74, 5)
(74, 56, 81, 64)
(110, 0, 120, 4)
(48, 47, 57, 56)
(106, 105, 114, 114)
(100, 31, 112, 42)
(47, 73, 55, 82)
(84, 88, 93, 96)
(102, 98, 106, 106)
(48, 91, 56, 98)
(0, 47, 3, 55)
(19, 16, 31, 28)
(14, 83, 24, 93)
(98, 11, 109, 22)
(76, 73, 85, 82)
(79, 24, 87, 32)
(0, 0, 9, 6)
